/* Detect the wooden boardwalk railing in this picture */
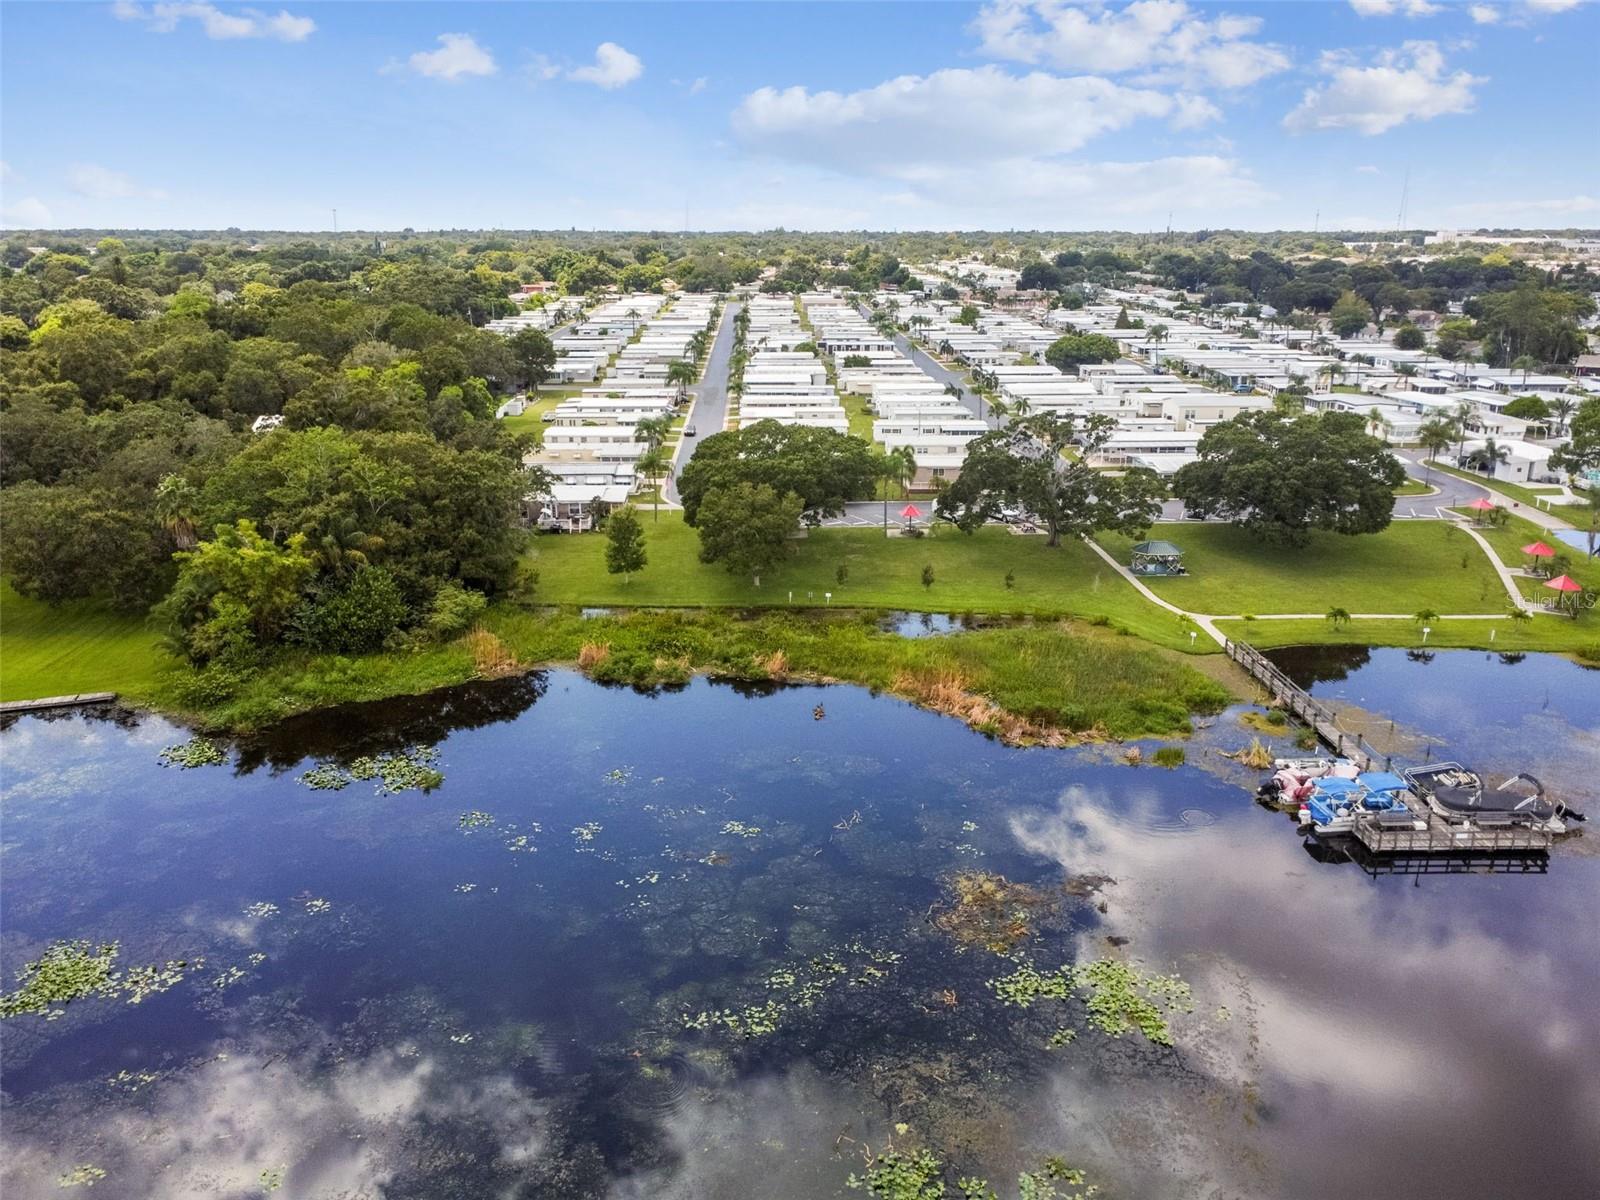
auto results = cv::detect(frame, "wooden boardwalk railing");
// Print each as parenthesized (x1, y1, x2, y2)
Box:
(1224, 640, 1388, 771)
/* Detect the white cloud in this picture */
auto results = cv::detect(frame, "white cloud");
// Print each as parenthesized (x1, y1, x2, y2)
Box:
(66, 163, 166, 201)
(1524, 0, 1587, 11)
(1, 196, 51, 227)
(568, 42, 643, 89)
(1356, 163, 1383, 173)
(1469, 3, 1503, 21)
(1283, 41, 1484, 135)
(689, 76, 708, 95)
(112, 2, 315, 42)
(734, 66, 1215, 172)
(406, 33, 497, 81)
(1349, 0, 1442, 16)
(971, 0, 1290, 89)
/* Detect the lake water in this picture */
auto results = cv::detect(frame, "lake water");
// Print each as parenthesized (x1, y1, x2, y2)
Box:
(2, 658, 1597, 1199)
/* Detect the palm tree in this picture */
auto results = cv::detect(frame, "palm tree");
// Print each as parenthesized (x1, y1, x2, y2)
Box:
(892, 445, 918, 500)
(874, 449, 898, 530)
(1475, 436, 1511, 478)
(1450, 399, 1478, 463)
(1325, 607, 1351, 629)
(1317, 361, 1345, 393)
(1366, 407, 1393, 441)
(314, 514, 381, 576)
(1417, 417, 1454, 482)
(1511, 354, 1539, 388)
(636, 445, 669, 522)
(1550, 395, 1577, 437)
(666, 359, 697, 407)
(1395, 362, 1417, 390)
(154, 473, 199, 550)
(634, 415, 672, 452)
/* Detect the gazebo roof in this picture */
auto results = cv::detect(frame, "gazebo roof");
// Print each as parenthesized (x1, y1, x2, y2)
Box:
(1131, 540, 1184, 557)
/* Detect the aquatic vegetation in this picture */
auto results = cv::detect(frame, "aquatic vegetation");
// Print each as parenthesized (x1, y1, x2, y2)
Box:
(300, 745, 443, 794)
(603, 766, 634, 785)
(56, 1164, 108, 1189)
(123, 958, 198, 1004)
(259, 1165, 286, 1193)
(961, 821, 979, 832)
(304, 898, 332, 914)
(933, 872, 1055, 954)
(682, 942, 902, 1039)
(1151, 746, 1186, 769)
(158, 737, 227, 768)
(212, 966, 247, 989)
(989, 959, 1192, 1047)
(454, 883, 478, 893)
(848, 1150, 1096, 1200)
(1047, 1028, 1076, 1048)
(1237, 738, 1273, 770)
(720, 820, 761, 838)
(299, 763, 353, 791)
(0, 940, 121, 1018)
(572, 822, 603, 843)
(243, 901, 279, 919)
(458, 810, 496, 829)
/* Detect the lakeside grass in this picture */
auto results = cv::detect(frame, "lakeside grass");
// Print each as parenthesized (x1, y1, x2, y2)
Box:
(0, 582, 174, 702)
(1215, 614, 1599, 656)
(169, 608, 1233, 739)
(528, 516, 1203, 650)
(1096, 522, 1510, 616)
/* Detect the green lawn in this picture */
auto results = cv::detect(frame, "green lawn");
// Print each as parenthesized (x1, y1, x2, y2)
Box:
(499, 391, 574, 440)
(1394, 479, 1433, 496)
(1216, 614, 1597, 655)
(529, 516, 1203, 650)
(0, 582, 172, 702)
(1450, 508, 1600, 608)
(841, 393, 877, 442)
(1096, 522, 1510, 616)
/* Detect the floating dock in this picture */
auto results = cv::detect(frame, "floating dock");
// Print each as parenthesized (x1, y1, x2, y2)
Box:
(1226, 640, 1558, 857)
(0, 693, 118, 715)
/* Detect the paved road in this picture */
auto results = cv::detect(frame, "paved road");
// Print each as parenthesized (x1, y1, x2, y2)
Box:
(855, 303, 1002, 429)
(664, 301, 741, 506)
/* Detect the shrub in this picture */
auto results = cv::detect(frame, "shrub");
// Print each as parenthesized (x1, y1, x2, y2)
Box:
(1151, 746, 1186, 768)
(290, 567, 408, 654)
(425, 582, 488, 641)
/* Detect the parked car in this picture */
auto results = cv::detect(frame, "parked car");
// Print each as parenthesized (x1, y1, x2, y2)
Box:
(684, 425, 697, 437)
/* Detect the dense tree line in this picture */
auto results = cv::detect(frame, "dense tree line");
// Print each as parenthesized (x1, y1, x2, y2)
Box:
(1, 235, 542, 698)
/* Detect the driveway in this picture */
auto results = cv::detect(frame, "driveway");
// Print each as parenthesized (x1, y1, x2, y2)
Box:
(664, 300, 741, 506)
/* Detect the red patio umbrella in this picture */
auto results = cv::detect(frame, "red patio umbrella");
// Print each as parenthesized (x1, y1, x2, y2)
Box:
(899, 504, 922, 520)
(1544, 574, 1583, 615)
(1521, 541, 1556, 558)
(1467, 497, 1497, 511)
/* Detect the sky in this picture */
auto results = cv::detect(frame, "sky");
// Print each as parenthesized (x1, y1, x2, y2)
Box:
(1, 0, 1596, 233)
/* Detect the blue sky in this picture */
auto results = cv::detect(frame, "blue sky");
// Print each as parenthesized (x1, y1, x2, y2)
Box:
(2, 1, 1596, 231)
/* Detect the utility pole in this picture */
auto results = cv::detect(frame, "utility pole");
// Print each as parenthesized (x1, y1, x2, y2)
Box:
(332, 208, 338, 234)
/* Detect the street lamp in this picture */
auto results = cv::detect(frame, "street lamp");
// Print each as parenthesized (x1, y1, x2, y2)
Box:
(1422, 626, 1431, 644)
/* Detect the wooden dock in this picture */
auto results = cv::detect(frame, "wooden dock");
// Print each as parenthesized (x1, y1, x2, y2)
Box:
(1225, 640, 1558, 858)
(0, 692, 118, 715)
(1224, 640, 1388, 771)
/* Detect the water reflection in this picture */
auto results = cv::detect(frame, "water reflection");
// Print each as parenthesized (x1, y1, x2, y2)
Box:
(2, 665, 1596, 1199)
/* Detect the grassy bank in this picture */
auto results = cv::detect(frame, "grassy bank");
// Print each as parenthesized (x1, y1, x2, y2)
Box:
(1215, 614, 1598, 656)
(0, 583, 174, 702)
(106, 609, 1233, 740)
(530, 516, 1204, 650)
(1097, 522, 1510, 615)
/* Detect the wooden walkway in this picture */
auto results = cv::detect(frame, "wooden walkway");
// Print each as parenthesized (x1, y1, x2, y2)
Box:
(0, 692, 117, 715)
(1223, 640, 1389, 771)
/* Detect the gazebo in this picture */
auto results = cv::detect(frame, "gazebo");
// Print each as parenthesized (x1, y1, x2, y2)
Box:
(1130, 540, 1186, 576)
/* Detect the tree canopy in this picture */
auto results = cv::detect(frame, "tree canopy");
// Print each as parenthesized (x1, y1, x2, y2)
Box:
(935, 413, 1164, 548)
(1171, 410, 1406, 545)
(676, 420, 876, 527)
(1044, 333, 1120, 373)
